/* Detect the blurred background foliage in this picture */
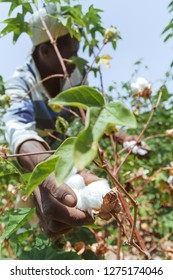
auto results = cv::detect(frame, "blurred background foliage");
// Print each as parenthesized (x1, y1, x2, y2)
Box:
(0, 0, 173, 260)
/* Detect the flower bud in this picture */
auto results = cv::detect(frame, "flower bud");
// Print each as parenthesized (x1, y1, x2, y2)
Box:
(104, 26, 120, 43)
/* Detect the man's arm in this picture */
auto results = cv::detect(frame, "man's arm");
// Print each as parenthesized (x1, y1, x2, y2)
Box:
(18, 140, 50, 171)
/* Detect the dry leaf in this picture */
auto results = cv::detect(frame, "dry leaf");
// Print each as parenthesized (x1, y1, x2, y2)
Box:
(132, 86, 152, 99)
(100, 190, 122, 214)
(74, 241, 86, 255)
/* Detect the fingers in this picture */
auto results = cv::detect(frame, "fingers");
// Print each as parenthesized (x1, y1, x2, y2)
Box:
(33, 171, 95, 238)
(41, 187, 93, 226)
(52, 183, 77, 207)
(34, 186, 93, 227)
(34, 190, 72, 237)
(79, 168, 100, 185)
(41, 173, 78, 207)
(36, 206, 72, 237)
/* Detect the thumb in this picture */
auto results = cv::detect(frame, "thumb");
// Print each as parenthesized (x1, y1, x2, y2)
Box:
(53, 183, 77, 207)
(41, 173, 77, 207)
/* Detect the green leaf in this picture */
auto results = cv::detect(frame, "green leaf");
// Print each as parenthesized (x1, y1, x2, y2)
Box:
(54, 137, 76, 184)
(0, 158, 22, 178)
(74, 107, 101, 169)
(49, 85, 105, 110)
(0, 0, 33, 16)
(74, 102, 136, 169)
(0, 75, 5, 95)
(69, 56, 88, 74)
(26, 155, 60, 197)
(19, 247, 81, 260)
(162, 20, 173, 34)
(0, 208, 35, 243)
(0, 13, 31, 43)
(103, 102, 137, 128)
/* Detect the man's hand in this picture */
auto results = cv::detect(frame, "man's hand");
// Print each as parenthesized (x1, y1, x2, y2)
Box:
(18, 140, 95, 238)
(33, 172, 94, 238)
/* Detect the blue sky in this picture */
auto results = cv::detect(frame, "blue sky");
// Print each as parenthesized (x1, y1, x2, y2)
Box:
(0, 0, 172, 95)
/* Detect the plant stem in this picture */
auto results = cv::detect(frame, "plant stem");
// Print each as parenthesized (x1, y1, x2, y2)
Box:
(117, 226, 122, 260)
(38, 11, 72, 88)
(143, 133, 169, 141)
(97, 147, 148, 257)
(20, 74, 64, 101)
(115, 90, 162, 176)
(0, 150, 55, 159)
(82, 31, 107, 102)
(110, 134, 118, 174)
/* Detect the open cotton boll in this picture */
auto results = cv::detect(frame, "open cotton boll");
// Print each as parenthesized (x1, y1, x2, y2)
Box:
(123, 140, 136, 149)
(137, 148, 148, 156)
(132, 145, 139, 154)
(141, 141, 147, 147)
(131, 82, 140, 93)
(167, 175, 173, 186)
(76, 179, 111, 215)
(136, 77, 150, 89)
(65, 174, 85, 190)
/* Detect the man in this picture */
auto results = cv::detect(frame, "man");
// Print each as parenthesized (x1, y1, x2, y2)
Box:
(3, 4, 97, 238)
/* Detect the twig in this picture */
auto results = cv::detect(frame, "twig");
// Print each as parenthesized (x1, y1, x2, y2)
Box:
(4, 239, 15, 259)
(150, 166, 173, 180)
(47, 132, 63, 142)
(97, 148, 149, 257)
(149, 233, 171, 253)
(115, 90, 162, 176)
(110, 134, 118, 174)
(132, 241, 151, 259)
(117, 191, 146, 251)
(117, 226, 122, 260)
(82, 42, 105, 87)
(38, 10, 72, 88)
(89, 227, 104, 243)
(0, 150, 55, 159)
(19, 74, 64, 101)
(143, 133, 169, 141)
(82, 31, 107, 102)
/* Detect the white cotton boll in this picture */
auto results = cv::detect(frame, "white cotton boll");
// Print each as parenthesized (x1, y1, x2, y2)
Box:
(65, 174, 85, 190)
(123, 141, 130, 148)
(141, 141, 146, 147)
(136, 77, 149, 89)
(167, 175, 173, 186)
(123, 140, 136, 149)
(132, 145, 139, 154)
(128, 140, 136, 147)
(144, 169, 149, 175)
(77, 180, 111, 215)
(131, 82, 140, 93)
(137, 148, 148, 156)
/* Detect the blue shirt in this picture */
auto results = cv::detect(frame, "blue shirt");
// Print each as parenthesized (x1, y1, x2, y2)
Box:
(3, 56, 86, 153)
